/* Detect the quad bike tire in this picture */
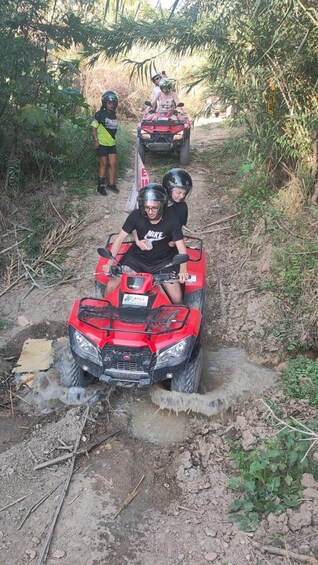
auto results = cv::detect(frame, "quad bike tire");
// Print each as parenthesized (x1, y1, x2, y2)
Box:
(95, 280, 106, 299)
(179, 137, 190, 166)
(137, 138, 146, 162)
(170, 346, 202, 393)
(60, 344, 96, 388)
(183, 290, 205, 312)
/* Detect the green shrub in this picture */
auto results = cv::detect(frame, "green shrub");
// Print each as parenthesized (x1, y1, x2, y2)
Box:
(282, 355, 318, 405)
(228, 428, 310, 531)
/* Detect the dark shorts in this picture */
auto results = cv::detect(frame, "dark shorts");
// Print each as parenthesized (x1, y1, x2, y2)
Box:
(96, 145, 117, 157)
(121, 251, 179, 275)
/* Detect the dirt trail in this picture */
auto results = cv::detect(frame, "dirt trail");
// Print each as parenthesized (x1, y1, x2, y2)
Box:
(1, 123, 316, 565)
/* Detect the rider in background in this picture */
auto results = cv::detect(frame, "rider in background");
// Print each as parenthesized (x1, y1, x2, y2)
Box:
(150, 70, 163, 99)
(151, 79, 179, 114)
(150, 70, 173, 99)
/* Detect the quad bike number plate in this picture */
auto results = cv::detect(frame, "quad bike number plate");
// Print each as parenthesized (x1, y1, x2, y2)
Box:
(122, 294, 149, 306)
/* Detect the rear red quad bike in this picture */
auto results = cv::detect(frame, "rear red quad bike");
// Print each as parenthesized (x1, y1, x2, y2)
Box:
(60, 235, 206, 394)
(137, 101, 191, 166)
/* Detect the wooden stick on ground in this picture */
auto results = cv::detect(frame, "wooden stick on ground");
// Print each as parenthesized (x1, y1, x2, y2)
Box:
(18, 480, 65, 530)
(34, 430, 120, 470)
(36, 407, 90, 565)
(10, 390, 34, 407)
(114, 475, 145, 519)
(0, 495, 28, 513)
(263, 545, 318, 564)
(200, 212, 241, 232)
(9, 387, 14, 417)
(48, 197, 66, 225)
(201, 226, 231, 235)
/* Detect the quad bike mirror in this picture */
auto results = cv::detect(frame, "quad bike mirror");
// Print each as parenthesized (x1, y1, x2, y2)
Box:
(172, 253, 189, 265)
(177, 102, 184, 108)
(97, 247, 115, 261)
(144, 100, 152, 106)
(163, 253, 189, 269)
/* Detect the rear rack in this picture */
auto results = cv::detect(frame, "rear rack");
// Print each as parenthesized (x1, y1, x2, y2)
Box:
(78, 298, 190, 336)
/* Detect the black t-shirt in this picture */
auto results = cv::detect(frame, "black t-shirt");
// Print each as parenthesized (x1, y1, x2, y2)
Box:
(121, 208, 183, 273)
(169, 201, 188, 227)
(94, 108, 118, 139)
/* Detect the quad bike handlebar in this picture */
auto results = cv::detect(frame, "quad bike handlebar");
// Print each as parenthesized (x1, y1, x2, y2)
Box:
(107, 265, 180, 284)
(97, 247, 189, 284)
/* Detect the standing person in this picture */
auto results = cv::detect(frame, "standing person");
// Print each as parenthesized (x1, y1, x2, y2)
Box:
(102, 183, 188, 304)
(91, 90, 119, 196)
(162, 168, 192, 228)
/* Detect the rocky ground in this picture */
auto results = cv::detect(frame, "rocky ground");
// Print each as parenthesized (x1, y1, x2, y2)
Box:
(0, 122, 317, 565)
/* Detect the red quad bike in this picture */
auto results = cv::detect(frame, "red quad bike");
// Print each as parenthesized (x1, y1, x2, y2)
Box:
(61, 235, 206, 394)
(137, 101, 191, 166)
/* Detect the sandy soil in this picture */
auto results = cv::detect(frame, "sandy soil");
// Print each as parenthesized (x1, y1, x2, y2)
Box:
(0, 122, 317, 565)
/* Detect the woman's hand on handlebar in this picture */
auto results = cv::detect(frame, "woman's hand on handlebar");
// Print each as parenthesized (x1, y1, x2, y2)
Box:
(178, 272, 189, 284)
(102, 260, 114, 275)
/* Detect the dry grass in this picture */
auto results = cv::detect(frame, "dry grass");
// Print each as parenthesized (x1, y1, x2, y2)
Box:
(271, 173, 306, 219)
(0, 212, 88, 297)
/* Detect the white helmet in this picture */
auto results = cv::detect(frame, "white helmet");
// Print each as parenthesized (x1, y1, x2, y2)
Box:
(151, 70, 161, 83)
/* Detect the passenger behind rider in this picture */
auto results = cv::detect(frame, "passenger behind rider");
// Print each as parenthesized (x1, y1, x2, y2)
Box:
(133, 169, 192, 251)
(151, 78, 179, 115)
(150, 69, 175, 95)
(102, 184, 188, 304)
(162, 168, 192, 229)
(150, 70, 164, 99)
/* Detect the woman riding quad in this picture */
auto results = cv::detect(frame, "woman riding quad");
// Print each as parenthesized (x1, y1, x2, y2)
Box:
(151, 78, 179, 114)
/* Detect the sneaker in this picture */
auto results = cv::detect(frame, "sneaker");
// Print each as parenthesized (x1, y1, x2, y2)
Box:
(97, 185, 108, 196)
(107, 183, 120, 194)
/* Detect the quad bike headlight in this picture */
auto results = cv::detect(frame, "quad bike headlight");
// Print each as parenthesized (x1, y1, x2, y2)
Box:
(154, 337, 192, 369)
(173, 132, 184, 140)
(71, 330, 102, 366)
(140, 129, 151, 139)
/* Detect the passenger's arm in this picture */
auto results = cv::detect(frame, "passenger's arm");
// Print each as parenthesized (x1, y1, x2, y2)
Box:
(175, 239, 188, 282)
(151, 92, 160, 109)
(132, 229, 151, 251)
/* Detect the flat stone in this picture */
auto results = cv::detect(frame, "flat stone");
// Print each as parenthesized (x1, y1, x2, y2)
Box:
(288, 506, 312, 531)
(303, 487, 318, 499)
(204, 552, 218, 562)
(301, 474, 318, 488)
(13, 338, 53, 373)
(52, 549, 65, 558)
(17, 316, 30, 327)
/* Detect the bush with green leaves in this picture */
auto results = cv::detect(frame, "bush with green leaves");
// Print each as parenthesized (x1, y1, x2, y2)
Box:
(238, 161, 268, 233)
(228, 428, 311, 531)
(282, 355, 318, 406)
